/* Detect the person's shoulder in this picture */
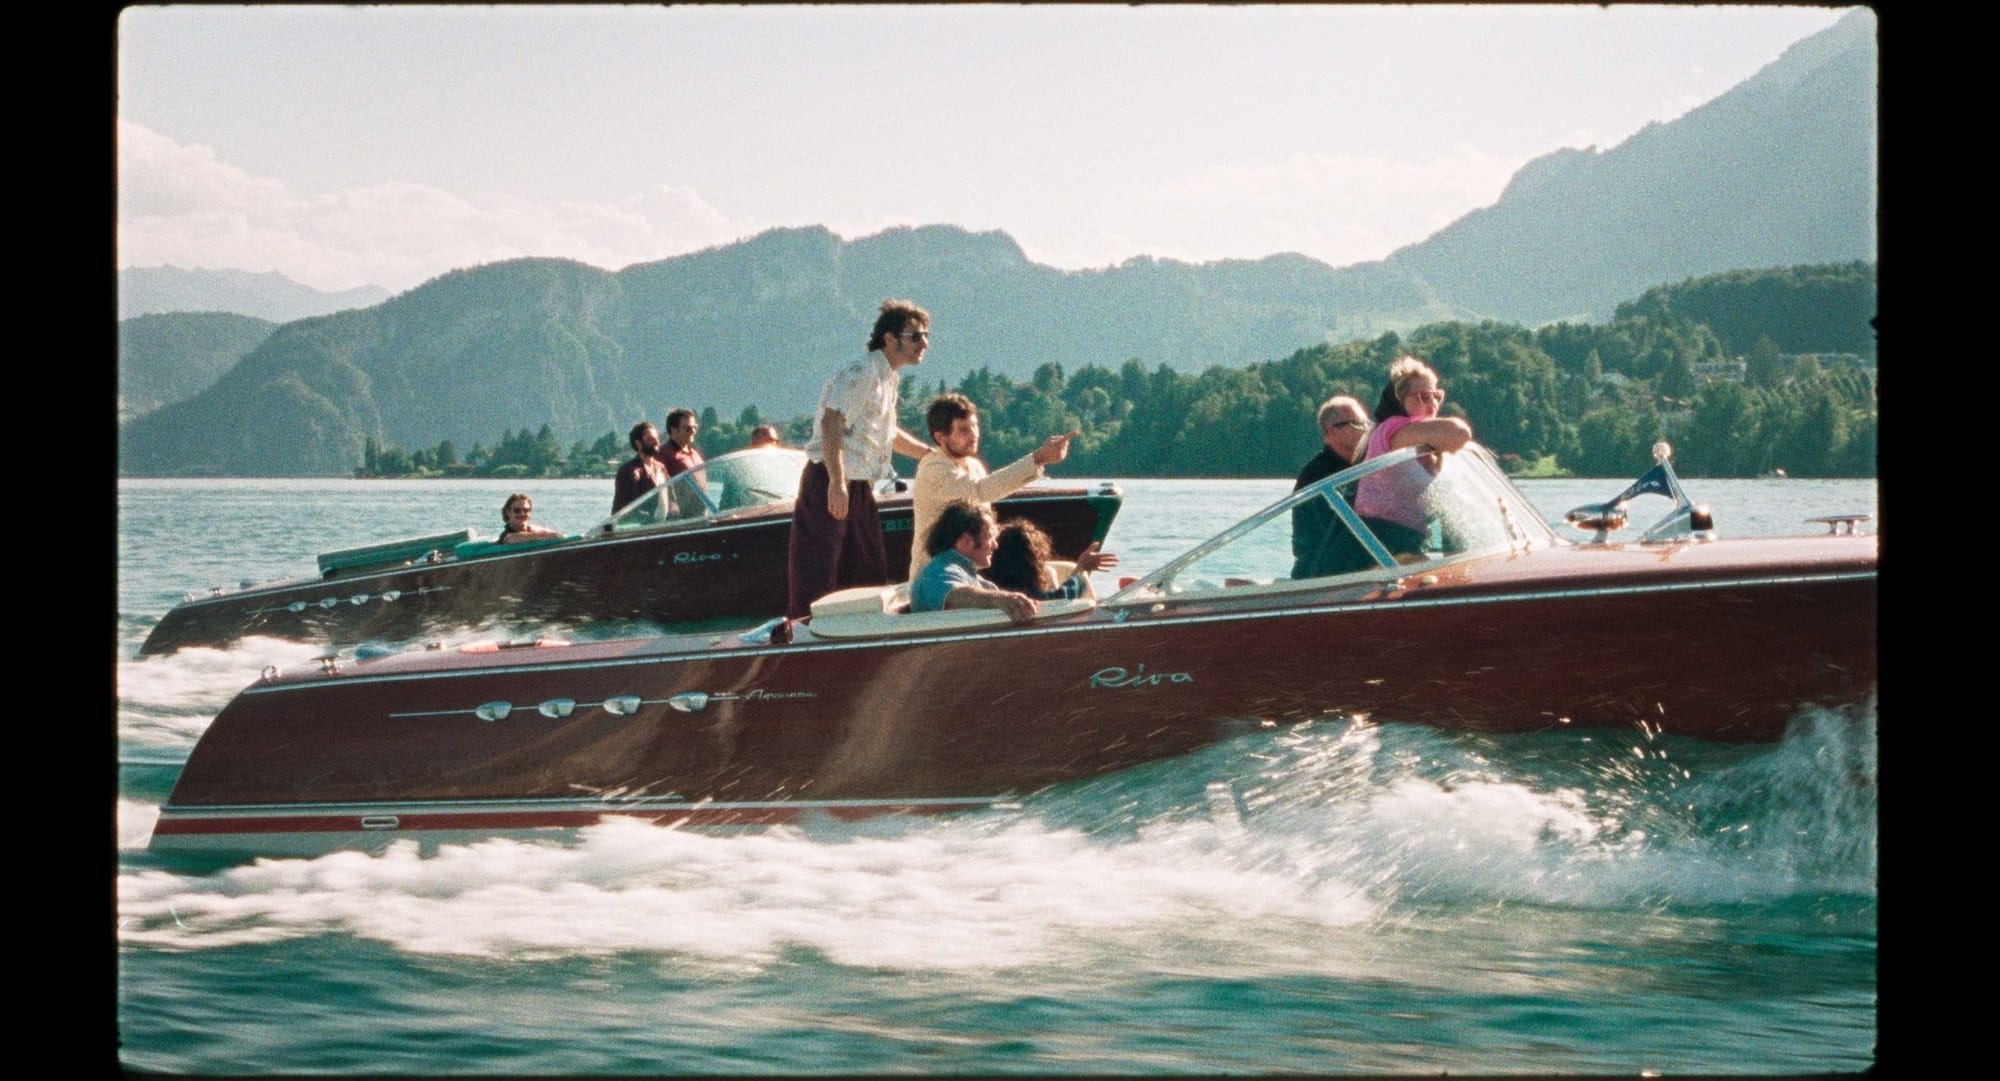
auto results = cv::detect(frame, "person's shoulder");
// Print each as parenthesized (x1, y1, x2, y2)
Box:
(1371, 415, 1413, 445)
(823, 355, 869, 382)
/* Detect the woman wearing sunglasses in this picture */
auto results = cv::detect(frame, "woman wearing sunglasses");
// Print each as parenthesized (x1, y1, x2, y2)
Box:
(497, 493, 564, 545)
(1352, 355, 1475, 558)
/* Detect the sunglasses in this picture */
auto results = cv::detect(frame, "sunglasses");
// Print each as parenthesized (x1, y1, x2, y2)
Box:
(1331, 419, 1367, 430)
(897, 329, 931, 343)
(1405, 389, 1446, 403)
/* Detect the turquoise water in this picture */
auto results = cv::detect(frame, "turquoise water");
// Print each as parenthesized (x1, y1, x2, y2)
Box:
(116, 474, 1878, 1074)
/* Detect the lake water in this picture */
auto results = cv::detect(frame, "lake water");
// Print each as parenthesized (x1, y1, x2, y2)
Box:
(116, 473, 1878, 1074)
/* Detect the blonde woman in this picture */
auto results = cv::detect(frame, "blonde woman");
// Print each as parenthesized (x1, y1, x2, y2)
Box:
(1352, 356, 1473, 556)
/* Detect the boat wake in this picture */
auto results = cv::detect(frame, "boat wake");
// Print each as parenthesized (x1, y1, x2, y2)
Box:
(116, 700, 1875, 970)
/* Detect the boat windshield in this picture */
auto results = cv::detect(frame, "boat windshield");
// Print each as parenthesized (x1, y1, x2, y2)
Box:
(599, 447, 808, 534)
(1111, 444, 1558, 600)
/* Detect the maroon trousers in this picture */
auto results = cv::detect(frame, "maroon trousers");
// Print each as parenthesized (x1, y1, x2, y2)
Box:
(786, 461, 887, 619)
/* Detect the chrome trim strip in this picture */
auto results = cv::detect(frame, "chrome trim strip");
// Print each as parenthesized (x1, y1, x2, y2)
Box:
(390, 693, 685, 719)
(241, 566, 1874, 695)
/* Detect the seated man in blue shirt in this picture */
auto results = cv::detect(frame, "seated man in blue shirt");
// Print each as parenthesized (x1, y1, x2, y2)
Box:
(908, 499, 1041, 624)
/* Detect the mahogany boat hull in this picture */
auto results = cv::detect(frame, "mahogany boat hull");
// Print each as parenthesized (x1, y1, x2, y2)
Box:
(154, 534, 1876, 856)
(139, 487, 1120, 655)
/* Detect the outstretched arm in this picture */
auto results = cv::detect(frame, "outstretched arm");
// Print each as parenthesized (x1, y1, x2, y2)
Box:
(943, 584, 1041, 624)
(893, 426, 931, 460)
(1388, 417, 1473, 453)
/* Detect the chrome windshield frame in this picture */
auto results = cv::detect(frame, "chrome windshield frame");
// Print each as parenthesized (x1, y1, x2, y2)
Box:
(1105, 443, 1558, 603)
(594, 446, 808, 534)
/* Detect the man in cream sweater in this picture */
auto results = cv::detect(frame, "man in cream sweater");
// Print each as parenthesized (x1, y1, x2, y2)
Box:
(907, 392, 1076, 583)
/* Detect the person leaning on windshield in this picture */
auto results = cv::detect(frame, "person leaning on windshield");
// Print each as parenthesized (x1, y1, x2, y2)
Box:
(908, 500, 1040, 623)
(908, 391, 1077, 583)
(785, 299, 935, 620)
(1351, 356, 1474, 557)
(1290, 394, 1372, 578)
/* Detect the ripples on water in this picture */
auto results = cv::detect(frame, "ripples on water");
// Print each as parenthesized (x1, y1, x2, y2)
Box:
(115, 476, 1877, 1074)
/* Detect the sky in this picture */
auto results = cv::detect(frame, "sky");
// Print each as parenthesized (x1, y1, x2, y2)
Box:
(116, 4, 1853, 295)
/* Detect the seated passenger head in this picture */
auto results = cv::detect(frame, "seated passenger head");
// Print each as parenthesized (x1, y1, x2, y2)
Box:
(501, 493, 534, 528)
(749, 423, 782, 448)
(926, 499, 998, 563)
(925, 392, 979, 458)
(629, 422, 660, 453)
(986, 519, 1052, 595)
(1316, 395, 1370, 458)
(1390, 356, 1445, 419)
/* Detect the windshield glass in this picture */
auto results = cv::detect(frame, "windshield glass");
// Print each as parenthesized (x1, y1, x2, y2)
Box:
(601, 447, 807, 533)
(1114, 444, 1555, 599)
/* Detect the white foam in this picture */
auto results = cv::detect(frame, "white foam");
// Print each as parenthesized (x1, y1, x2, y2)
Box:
(116, 814, 1381, 971)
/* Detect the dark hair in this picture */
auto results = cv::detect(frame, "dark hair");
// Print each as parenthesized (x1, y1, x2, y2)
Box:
(1372, 381, 1406, 423)
(749, 423, 782, 447)
(925, 499, 991, 558)
(628, 421, 657, 448)
(925, 393, 977, 444)
(866, 298, 931, 352)
(500, 492, 532, 532)
(665, 408, 696, 434)
(985, 519, 1051, 595)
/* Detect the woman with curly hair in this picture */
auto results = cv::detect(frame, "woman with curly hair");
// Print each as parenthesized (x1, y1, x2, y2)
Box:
(985, 519, 1119, 601)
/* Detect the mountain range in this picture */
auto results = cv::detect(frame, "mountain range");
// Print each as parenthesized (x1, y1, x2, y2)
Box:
(119, 266, 392, 323)
(117, 9, 1876, 477)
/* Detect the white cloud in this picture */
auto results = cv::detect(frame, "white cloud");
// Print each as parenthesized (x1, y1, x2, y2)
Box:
(116, 120, 757, 293)
(1123, 145, 1526, 267)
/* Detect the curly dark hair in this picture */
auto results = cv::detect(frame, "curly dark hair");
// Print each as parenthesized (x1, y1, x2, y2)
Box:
(866, 298, 931, 352)
(984, 518, 1052, 595)
(924, 499, 993, 559)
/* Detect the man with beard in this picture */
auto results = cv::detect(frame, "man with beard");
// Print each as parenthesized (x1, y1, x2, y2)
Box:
(907, 392, 1076, 583)
(612, 421, 668, 516)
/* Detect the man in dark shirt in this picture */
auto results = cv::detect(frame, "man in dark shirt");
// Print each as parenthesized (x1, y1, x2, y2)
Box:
(612, 421, 668, 515)
(1291, 395, 1371, 578)
(662, 408, 704, 478)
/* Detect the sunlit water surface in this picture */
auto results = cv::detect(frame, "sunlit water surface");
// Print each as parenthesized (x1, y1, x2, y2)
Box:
(116, 474, 1878, 1074)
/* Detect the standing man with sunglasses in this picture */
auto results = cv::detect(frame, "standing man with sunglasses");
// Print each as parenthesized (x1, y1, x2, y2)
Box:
(661, 408, 704, 478)
(786, 299, 935, 620)
(1290, 395, 1371, 578)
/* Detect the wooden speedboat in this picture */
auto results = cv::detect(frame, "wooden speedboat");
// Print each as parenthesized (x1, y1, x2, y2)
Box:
(138, 447, 1124, 655)
(152, 444, 1876, 857)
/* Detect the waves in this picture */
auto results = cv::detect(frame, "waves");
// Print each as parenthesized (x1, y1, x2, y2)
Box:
(117, 700, 1876, 968)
